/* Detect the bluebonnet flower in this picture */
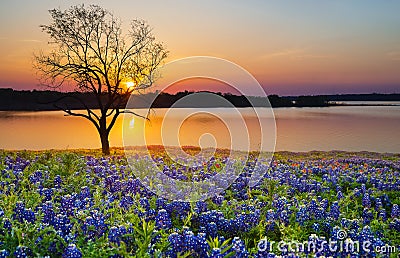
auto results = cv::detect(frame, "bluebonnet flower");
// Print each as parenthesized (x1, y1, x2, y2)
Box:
(156, 198, 167, 210)
(266, 209, 276, 221)
(314, 207, 325, 220)
(2, 218, 12, 233)
(47, 242, 62, 257)
(196, 233, 209, 257)
(166, 201, 191, 219)
(362, 208, 373, 225)
(337, 190, 344, 200)
(210, 248, 223, 258)
(145, 208, 156, 222)
(60, 195, 74, 215)
(41, 201, 55, 225)
(168, 232, 183, 255)
(79, 186, 91, 200)
(273, 197, 287, 212)
(196, 201, 208, 213)
(155, 209, 172, 230)
(362, 193, 371, 208)
(119, 196, 134, 210)
(212, 195, 224, 205)
(389, 218, 400, 231)
(296, 205, 309, 225)
(149, 229, 161, 248)
(0, 250, 10, 258)
(361, 184, 367, 194)
(231, 237, 248, 257)
(183, 230, 196, 252)
(14, 246, 31, 258)
(320, 198, 329, 211)
(207, 222, 218, 238)
(109, 255, 124, 258)
(391, 204, 399, 218)
(329, 201, 340, 220)
(62, 244, 82, 258)
(53, 214, 73, 237)
(307, 199, 319, 219)
(110, 179, 122, 193)
(378, 209, 387, 221)
(198, 226, 207, 234)
(341, 218, 350, 228)
(279, 210, 289, 226)
(357, 226, 377, 255)
(54, 175, 62, 188)
(119, 225, 132, 246)
(41, 188, 54, 201)
(108, 226, 121, 245)
(375, 200, 383, 211)
(353, 188, 361, 197)
(29, 170, 43, 184)
(312, 222, 320, 232)
(139, 197, 150, 210)
(350, 219, 360, 231)
(23, 208, 35, 223)
(13, 201, 25, 222)
(124, 177, 142, 195)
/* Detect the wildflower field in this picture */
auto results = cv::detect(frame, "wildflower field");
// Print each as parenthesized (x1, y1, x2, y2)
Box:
(0, 149, 399, 257)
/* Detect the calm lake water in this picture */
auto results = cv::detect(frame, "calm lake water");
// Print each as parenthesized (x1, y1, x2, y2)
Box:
(1, 104, 400, 153)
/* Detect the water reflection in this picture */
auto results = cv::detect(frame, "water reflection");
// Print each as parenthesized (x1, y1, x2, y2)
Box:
(1, 105, 400, 152)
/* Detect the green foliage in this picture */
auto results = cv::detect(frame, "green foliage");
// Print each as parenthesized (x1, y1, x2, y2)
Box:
(207, 236, 234, 257)
(131, 219, 159, 257)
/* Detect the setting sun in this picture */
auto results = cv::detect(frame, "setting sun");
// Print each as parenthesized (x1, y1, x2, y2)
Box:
(126, 81, 135, 88)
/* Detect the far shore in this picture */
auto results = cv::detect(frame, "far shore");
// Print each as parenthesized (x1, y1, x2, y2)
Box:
(1, 88, 399, 111)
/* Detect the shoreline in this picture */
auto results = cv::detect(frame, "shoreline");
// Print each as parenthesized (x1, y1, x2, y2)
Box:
(1, 147, 399, 160)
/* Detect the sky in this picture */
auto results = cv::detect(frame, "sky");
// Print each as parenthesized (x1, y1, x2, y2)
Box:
(0, 0, 400, 95)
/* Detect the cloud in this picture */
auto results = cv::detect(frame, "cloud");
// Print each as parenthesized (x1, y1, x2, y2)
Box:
(0, 38, 41, 43)
(262, 48, 305, 58)
(260, 48, 334, 60)
(18, 39, 41, 43)
(387, 51, 400, 61)
(294, 54, 334, 60)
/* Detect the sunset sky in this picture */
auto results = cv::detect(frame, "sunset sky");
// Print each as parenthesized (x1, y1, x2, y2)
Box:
(1, 0, 399, 95)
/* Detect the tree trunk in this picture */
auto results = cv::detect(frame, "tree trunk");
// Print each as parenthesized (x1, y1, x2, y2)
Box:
(100, 130, 110, 155)
(99, 117, 110, 155)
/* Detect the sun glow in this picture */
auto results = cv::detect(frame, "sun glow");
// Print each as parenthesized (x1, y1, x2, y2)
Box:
(126, 81, 135, 88)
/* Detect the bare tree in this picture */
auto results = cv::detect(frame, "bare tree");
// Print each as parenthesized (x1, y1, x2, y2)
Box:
(35, 5, 167, 155)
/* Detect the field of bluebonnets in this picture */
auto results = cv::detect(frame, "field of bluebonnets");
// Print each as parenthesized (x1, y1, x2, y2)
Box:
(0, 148, 399, 257)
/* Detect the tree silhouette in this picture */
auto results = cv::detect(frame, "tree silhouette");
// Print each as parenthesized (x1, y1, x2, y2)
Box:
(34, 5, 167, 154)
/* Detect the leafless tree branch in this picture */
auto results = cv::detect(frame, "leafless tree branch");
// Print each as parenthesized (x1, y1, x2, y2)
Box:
(34, 4, 168, 154)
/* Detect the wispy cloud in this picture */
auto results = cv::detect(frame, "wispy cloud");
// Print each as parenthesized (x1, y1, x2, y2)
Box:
(18, 39, 41, 43)
(260, 48, 334, 60)
(294, 54, 335, 60)
(0, 37, 41, 43)
(387, 51, 400, 61)
(262, 48, 305, 58)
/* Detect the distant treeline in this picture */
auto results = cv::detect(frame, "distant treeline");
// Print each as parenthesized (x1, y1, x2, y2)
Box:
(0, 88, 399, 111)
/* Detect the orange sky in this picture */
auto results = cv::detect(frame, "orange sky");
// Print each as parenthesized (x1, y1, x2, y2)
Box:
(1, 0, 400, 95)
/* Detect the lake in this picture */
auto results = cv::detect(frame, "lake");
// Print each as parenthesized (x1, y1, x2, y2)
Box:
(1, 104, 399, 153)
